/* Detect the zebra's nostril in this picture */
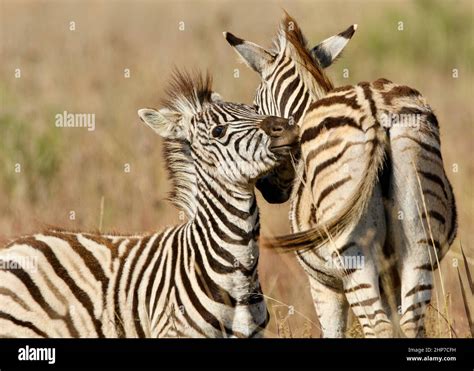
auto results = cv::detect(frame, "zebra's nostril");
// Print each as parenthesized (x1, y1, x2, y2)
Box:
(272, 126, 284, 135)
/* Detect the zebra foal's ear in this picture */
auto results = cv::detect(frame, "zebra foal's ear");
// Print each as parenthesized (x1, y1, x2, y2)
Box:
(223, 32, 274, 74)
(310, 24, 357, 68)
(137, 108, 185, 139)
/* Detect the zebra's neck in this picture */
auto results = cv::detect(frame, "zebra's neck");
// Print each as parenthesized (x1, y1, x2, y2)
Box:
(192, 167, 260, 276)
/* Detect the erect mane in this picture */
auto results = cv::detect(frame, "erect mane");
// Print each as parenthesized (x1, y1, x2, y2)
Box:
(162, 70, 214, 118)
(162, 138, 196, 218)
(160, 70, 215, 218)
(273, 13, 334, 97)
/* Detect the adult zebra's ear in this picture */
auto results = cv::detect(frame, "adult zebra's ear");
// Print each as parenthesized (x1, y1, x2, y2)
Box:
(223, 32, 275, 74)
(137, 108, 186, 140)
(310, 24, 357, 68)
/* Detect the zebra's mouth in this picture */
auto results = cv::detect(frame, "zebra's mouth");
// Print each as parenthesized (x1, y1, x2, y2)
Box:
(269, 138, 299, 155)
(269, 131, 299, 154)
(270, 144, 294, 153)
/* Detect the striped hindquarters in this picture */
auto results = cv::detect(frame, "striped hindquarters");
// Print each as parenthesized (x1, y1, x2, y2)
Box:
(372, 77, 457, 265)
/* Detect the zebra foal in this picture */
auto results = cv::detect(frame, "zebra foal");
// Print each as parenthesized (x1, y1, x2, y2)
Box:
(0, 71, 298, 338)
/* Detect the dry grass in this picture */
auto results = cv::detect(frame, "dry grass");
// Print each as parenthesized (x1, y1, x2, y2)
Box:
(0, 0, 472, 337)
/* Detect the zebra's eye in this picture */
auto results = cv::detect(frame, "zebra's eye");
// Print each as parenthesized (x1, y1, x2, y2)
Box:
(211, 125, 227, 139)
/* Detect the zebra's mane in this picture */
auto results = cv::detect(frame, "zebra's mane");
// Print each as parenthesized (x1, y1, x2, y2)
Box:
(162, 70, 214, 119)
(273, 13, 334, 97)
(160, 71, 215, 218)
(162, 138, 197, 217)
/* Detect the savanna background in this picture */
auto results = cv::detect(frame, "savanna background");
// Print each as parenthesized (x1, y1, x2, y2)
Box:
(0, 0, 472, 337)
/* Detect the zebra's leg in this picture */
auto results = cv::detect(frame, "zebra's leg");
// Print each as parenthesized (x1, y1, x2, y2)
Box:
(383, 103, 457, 338)
(337, 186, 393, 338)
(308, 276, 348, 338)
(387, 160, 441, 337)
(341, 255, 393, 338)
(388, 203, 434, 337)
(398, 247, 433, 338)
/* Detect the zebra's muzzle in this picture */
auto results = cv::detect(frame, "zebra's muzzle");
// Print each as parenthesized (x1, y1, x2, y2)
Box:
(259, 116, 299, 153)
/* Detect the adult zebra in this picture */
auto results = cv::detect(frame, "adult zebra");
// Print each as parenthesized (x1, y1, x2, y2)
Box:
(225, 15, 457, 338)
(226, 19, 357, 205)
(0, 71, 298, 338)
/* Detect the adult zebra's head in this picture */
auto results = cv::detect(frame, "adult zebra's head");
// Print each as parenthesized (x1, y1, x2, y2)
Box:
(223, 13, 357, 203)
(137, 71, 299, 215)
(224, 14, 356, 121)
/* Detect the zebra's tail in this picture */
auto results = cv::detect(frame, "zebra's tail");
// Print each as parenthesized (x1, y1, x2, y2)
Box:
(264, 127, 388, 252)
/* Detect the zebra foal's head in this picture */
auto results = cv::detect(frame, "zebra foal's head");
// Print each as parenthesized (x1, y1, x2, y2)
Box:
(137, 71, 298, 210)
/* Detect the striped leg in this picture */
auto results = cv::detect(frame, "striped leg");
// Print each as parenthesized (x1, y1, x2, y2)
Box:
(398, 244, 433, 338)
(388, 203, 434, 337)
(386, 197, 434, 337)
(336, 186, 393, 338)
(308, 276, 348, 338)
(342, 256, 393, 338)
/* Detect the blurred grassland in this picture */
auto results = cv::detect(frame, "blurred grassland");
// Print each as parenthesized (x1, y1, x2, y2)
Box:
(0, 0, 472, 337)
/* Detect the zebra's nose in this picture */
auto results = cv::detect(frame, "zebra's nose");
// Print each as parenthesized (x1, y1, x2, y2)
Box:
(260, 116, 292, 138)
